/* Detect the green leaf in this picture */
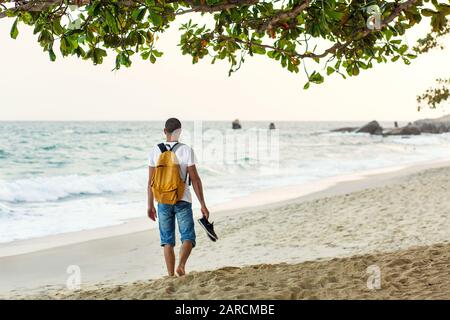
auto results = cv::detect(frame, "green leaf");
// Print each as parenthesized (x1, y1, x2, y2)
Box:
(422, 9, 437, 17)
(326, 66, 335, 75)
(20, 12, 33, 25)
(132, 8, 146, 22)
(303, 82, 310, 90)
(5, 10, 16, 18)
(153, 50, 163, 58)
(52, 20, 64, 35)
(348, 65, 359, 76)
(60, 37, 69, 55)
(251, 45, 265, 55)
(399, 44, 408, 54)
(116, 51, 131, 67)
(104, 9, 119, 33)
(149, 11, 163, 27)
(49, 48, 56, 61)
(141, 51, 150, 60)
(38, 30, 53, 47)
(309, 72, 324, 84)
(87, 1, 101, 16)
(94, 48, 107, 64)
(267, 50, 276, 59)
(385, 29, 393, 41)
(10, 18, 19, 39)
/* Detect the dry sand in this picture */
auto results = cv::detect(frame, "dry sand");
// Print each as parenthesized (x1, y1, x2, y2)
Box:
(28, 243, 450, 300)
(1, 162, 450, 299)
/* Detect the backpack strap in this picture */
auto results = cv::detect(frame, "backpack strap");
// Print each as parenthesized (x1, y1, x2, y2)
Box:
(166, 143, 190, 185)
(169, 142, 182, 152)
(157, 143, 168, 153)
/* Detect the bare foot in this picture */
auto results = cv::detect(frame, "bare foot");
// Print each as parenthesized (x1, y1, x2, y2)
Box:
(176, 265, 186, 277)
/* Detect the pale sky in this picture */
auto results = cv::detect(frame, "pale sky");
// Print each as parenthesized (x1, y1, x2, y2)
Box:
(0, 16, 449, 122)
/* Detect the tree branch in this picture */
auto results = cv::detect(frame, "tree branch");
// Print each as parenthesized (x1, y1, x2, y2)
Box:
(258, 0, 310, 32)
(0, 0, 260, 18)
(225, 0, 420, 59)
(180, 0, 258, 14)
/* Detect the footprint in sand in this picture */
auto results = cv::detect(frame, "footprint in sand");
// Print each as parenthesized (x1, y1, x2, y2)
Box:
(386, 258, 412, 267)
(165, 285, 176, 294)
(198, 289, 210, 295)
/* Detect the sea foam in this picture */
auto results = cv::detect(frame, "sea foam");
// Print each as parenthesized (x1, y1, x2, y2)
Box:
(0, 169, 145, 203)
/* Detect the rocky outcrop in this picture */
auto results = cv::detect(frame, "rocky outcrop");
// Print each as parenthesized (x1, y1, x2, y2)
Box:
(384, 125, 421, 136)
(330, 127, 358, 133)
(331, 115, 450, 136)
(232, 119, 242, 129)
(269, 123, 276, 130)
(355, 120, 383, 135)
(330, 121, 383, 135)
(413, 115, 450, 133)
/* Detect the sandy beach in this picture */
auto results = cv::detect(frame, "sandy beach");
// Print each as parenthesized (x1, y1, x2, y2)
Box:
(2, 0, 450, 303)
(25, 243, 450, 300)
(1, 160, 450, 299)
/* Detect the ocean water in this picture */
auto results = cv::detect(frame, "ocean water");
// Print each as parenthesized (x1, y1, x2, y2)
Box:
(1, 121, 450, 243)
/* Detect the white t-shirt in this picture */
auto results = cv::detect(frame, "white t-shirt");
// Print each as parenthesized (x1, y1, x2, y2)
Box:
(148, 142, 197, 203)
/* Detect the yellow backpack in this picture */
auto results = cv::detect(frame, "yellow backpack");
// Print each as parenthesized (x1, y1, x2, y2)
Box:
(151, 143, 185, 205)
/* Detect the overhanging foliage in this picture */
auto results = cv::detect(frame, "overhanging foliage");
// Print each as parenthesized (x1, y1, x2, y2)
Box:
(1, 0, 449, 90)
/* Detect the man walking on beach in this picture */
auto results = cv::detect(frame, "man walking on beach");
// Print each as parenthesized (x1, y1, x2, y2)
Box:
(147, 118, 210, 276)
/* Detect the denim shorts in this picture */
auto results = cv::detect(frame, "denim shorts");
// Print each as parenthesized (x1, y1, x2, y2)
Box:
(157, 201, 196, 248)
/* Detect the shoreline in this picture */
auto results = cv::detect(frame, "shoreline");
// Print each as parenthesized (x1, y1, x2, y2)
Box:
(1, 158, 450, 296)
(1, 157, 450, 259)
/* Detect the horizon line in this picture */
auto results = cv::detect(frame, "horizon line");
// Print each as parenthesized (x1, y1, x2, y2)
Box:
(0, 119, 425, 123)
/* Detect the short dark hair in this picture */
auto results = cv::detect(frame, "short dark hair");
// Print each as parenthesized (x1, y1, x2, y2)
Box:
(165, 118, 182, 134)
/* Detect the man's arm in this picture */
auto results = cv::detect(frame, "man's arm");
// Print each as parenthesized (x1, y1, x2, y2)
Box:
(187, 165, 209, 220)
(147, 166, 157, 221)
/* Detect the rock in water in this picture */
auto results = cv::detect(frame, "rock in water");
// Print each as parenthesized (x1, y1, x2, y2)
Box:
(330, 127, 358, 133)
(384, 125, 421, 136)
(413, 114, 450, 133)
(269, 122, 276, 130)
(232, 119, 242, 129)
(355, 120, 383, 135)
